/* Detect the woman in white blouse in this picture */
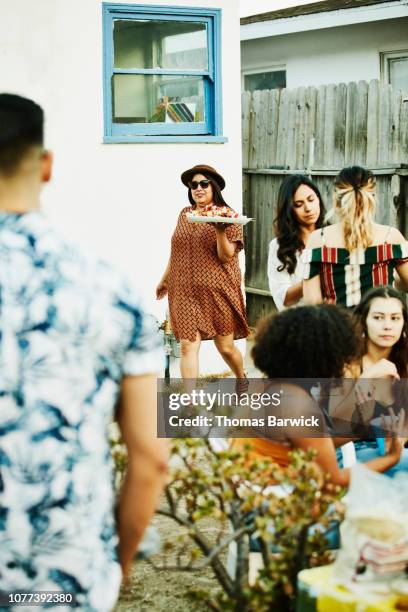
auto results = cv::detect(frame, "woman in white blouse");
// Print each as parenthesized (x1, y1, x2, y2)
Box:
(268, 175, 326, 310)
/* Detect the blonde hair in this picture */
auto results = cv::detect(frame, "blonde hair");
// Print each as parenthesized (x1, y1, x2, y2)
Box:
(333, 166, 376, 251)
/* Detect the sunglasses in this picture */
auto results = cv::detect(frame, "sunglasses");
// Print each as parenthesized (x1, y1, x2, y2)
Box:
(189, 179, 211, 190)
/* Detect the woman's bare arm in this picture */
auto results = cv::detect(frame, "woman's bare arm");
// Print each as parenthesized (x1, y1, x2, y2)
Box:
(215, 225, 236, 263)
(292, 436, 402, 487)
(284, 282, 303, 306)
(116, 375, 169, 578)
(282, 384, 402, 487)
(303, 276, 323, 305)
(156, 258, 171, 299)
(303, 229, 323, 304)
(395, 262, 408, 291)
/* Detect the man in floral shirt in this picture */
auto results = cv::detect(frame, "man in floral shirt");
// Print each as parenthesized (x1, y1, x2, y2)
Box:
(0, 94, 167, 611)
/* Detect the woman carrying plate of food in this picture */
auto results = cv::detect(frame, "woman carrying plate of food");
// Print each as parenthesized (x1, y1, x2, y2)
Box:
(156, 164, 250, 383)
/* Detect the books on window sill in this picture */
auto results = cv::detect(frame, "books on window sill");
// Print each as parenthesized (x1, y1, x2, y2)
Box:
(149, 98, 197, 123)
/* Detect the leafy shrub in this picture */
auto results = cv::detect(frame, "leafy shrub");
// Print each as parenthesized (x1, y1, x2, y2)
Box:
(111, 432, 344, 611)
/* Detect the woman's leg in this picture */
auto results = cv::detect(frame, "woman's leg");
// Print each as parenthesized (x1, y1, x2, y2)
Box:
(180, 332, 201, 387)
(213, 333, 245, 379)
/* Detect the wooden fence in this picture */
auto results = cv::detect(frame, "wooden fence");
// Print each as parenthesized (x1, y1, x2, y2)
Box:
(242, 80, 408, 325)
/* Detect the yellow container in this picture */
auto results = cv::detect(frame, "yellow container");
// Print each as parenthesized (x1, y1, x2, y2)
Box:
(297, 565, 403, 612)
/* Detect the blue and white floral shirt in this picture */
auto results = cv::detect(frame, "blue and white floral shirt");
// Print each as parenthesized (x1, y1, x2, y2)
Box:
(0, 212, 164, 611)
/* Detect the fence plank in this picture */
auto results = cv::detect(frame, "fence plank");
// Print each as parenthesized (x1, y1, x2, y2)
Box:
(276, 88, 290, 168)
(245, 176, 256, 286)
(253, 176, 265, 288)
(345, 81, 357, 164)
(400, 97, 408, 165)
(367, 79, 380, 166)
(322, 83, 335, 168)
(305, 86, 317, 170)
(390, 89, 402, 165)
(249, 91, 261, 169)
(333, 82, 347, 169)
(241, 92, 251, 169)
(260, 90, 271, 169)
(314, 85, 326, 167)
(268, 89, 281, 168)
(377, 176, 393, 225)
(260, 175, 272, 291)
(285, 88, 298, 168)
(295, 87, 307, 170)
(354, 80, 368, 166)
(378, 83, 393, 165)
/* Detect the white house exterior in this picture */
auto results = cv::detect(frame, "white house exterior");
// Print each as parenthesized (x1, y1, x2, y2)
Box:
(1, 0, 244, 373)
(241, 0, 408, 92)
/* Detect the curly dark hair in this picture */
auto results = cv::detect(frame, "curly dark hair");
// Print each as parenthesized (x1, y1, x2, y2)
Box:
(252, 305, 360, 382)
(274, 174, 325, 275)
(354, 286, 408, 377)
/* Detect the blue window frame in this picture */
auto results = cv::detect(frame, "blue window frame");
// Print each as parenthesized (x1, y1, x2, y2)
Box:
(102, 3, 225, 143)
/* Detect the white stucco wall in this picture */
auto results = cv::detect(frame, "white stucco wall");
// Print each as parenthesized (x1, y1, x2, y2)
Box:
(1, 0, 244, 374)
(241, 17, 408, 88)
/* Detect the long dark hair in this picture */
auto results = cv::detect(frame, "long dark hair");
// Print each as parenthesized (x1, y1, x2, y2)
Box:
(274, 174, 325, 274)
(354, 286, 408, 377)
(188, 175, 229, 208)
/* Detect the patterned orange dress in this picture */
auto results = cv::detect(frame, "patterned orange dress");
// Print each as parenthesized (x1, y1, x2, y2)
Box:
(168, 206, 250, 342)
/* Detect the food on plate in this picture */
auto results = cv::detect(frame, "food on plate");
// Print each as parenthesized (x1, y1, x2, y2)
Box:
(190, 205, 239, 219)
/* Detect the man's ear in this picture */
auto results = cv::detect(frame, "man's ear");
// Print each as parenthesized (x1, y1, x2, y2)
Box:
(41, 150, 53, 183)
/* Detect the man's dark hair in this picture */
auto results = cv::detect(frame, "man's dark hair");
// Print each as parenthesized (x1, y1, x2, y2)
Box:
(0, 94, 44, 174)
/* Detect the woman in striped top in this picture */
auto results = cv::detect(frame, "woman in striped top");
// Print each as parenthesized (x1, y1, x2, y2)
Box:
(302, 166, 408, 307)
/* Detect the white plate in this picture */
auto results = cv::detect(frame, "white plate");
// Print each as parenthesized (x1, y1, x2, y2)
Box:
(186, 213, 253, 226)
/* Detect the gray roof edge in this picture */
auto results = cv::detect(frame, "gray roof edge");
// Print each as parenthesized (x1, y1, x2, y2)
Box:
(241, 0, 400, 25)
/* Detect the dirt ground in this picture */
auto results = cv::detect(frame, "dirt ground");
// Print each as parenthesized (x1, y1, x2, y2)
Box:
(116, 353, 258, 611)
(115, 513, 220, 612)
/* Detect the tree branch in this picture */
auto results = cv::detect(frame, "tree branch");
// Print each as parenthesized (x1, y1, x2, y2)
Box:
(156, 507, 234, 595)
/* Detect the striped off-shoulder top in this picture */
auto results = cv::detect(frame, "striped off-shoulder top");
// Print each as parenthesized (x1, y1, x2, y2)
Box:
(302, 227, 408, 307)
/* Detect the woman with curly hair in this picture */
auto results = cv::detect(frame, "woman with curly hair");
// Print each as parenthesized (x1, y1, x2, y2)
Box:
(245, 304, 406, 486)
(268, 175, 325, 310)
(331, 287, 408, 475)
(303, 166, 408, 307)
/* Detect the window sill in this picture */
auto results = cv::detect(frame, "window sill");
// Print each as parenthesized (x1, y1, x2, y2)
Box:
(103, 135, 228, 144)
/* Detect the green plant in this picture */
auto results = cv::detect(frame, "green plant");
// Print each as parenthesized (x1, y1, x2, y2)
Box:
(111, 433, 344, 611)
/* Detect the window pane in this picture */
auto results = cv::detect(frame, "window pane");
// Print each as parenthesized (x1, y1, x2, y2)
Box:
(389, 57, 408, 94)
(113, 19, 208, 70)
(244, 71, 286, 92)
(112, 74, 205, 123)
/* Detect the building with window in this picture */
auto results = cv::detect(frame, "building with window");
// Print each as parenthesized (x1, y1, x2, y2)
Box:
(103, 3, 224, 141)
(241, 0, 408, 93)
(1, 1, 243, 373)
